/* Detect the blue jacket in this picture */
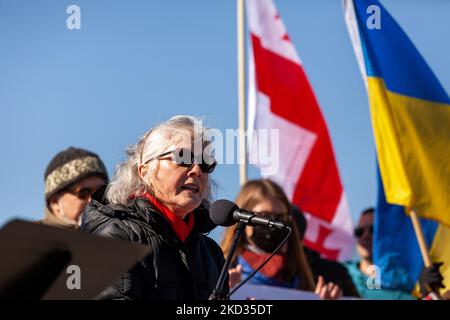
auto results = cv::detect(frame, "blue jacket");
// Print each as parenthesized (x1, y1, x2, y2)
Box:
(344, 261, 416, 300)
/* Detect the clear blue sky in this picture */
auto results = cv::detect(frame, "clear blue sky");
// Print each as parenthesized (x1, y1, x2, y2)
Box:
(1, 0, 449, 243)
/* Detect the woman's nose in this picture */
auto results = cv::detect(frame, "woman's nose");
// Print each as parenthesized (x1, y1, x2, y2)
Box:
(187, 164, 202, 177)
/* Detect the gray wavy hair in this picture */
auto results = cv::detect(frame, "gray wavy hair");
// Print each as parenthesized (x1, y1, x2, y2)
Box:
(106, 115, 214, 206)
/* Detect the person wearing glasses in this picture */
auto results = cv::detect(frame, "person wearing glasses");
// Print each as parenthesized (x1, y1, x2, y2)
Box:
(221, 179, 343, 299)
(344, 208, 415, 299)
(39, 147, 109, 230)
(81, 115, 226, 300)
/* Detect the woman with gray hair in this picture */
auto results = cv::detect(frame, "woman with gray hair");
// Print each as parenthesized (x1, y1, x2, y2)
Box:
(82, 115, 226, 300)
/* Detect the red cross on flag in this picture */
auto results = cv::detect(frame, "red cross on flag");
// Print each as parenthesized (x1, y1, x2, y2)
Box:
(246, 0, 354, 261)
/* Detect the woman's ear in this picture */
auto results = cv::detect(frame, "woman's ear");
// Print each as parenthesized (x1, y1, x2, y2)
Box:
(138, 164, 148, 180)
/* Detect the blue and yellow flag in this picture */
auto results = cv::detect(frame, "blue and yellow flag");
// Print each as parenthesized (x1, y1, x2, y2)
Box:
(344, 0, 450, 293)
(375, 169, 450, 294)
(345, 0, 450, 225)
(375, 168, 438, 292)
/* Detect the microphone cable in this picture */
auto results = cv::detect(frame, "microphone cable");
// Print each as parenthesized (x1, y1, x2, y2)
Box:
(227, 225, 292, 299)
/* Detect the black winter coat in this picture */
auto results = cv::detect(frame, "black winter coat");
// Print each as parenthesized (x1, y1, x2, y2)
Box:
(304, 247, 360, 297)
(81, 198, 227, 300)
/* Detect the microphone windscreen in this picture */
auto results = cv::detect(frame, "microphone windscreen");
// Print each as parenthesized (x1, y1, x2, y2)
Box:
(192, 200, 217, 234)
(210, 199, 239, 227)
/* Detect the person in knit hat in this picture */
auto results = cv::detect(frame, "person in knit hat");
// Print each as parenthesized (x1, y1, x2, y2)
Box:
(39, 147, 108, 230)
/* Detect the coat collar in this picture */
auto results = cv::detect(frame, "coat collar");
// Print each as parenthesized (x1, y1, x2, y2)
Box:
(40, 207, 80, 230)
(134, 193, 195, 242)
(83, 198, 217, 239)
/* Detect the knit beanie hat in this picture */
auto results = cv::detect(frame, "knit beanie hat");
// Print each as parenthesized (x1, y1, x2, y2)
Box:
(44, 147, 109, 204)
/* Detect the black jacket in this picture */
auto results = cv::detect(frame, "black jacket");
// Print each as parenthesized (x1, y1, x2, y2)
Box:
(81, 198, 227, 300)
(304, 247, 360, 298)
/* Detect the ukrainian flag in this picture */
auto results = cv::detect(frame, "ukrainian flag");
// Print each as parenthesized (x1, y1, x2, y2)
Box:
(375, 168, 438, 292)
(344, 0, 450, 294)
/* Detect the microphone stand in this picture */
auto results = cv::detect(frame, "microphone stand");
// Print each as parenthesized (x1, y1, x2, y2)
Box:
(209, 221, 246, 300)
(227, 225, 292, 299)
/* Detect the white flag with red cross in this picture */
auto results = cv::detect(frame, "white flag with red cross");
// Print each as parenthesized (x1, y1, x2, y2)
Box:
(246, 0, 354, 261)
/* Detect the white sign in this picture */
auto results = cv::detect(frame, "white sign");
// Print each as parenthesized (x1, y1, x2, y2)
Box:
(231, 284, 320, 300)
(231, 284, 359, 300)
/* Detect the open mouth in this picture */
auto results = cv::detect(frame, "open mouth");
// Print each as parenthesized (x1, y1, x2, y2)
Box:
(181, 184, 200, 193)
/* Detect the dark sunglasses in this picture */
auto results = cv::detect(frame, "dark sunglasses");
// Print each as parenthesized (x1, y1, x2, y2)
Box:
(68, 186, 98, 200)
(354, 225, 373, 238)
(144, 147, 217, 173)
(256, 211, 290, 222)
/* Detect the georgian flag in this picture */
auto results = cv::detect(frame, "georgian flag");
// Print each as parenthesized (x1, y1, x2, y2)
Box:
(246, 0, 354, 261)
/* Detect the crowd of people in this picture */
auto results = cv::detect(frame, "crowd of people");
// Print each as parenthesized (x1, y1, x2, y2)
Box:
(34, 115, 446, 300)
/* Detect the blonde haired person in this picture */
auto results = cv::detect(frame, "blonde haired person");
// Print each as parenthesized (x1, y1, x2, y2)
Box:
(82, 115, 226, 300)
(221, 179, 342, 299)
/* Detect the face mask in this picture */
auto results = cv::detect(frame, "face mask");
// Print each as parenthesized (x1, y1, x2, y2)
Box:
(250, 225, 287, 253)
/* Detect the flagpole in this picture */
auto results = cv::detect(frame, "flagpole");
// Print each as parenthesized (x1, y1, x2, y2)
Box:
(237, 0, 247, 186)
(409, 208, 443, 299)
(409, 208, 432, 267)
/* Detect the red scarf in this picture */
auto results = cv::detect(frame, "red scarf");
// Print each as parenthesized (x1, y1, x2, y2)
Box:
(131, 192, 195, 242)
(241, 248, 287, 282)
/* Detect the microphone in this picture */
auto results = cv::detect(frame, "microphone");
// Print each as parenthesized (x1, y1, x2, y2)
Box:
(208, 199, 292, 300)
(210, 199, 287, 229)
